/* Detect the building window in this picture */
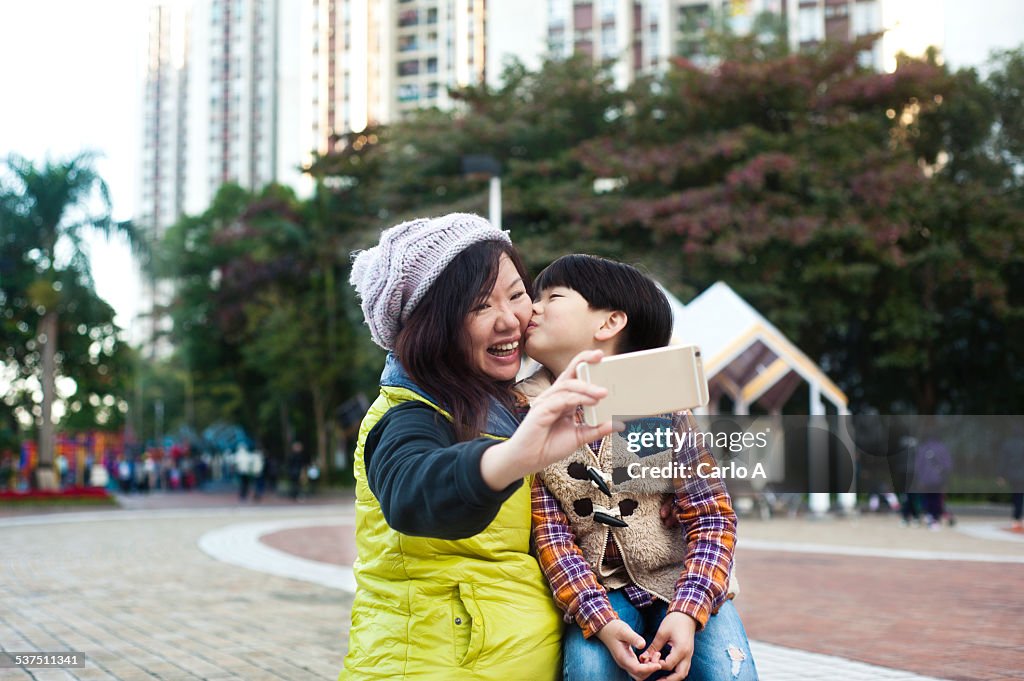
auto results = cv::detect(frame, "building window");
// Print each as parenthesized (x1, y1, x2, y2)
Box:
(825, 3, 850, 19)
(399, 9, 418, 27)
(398, 83, 420, 102)
(574, 28, 593, 43)
(426, 57, 438, 73)
(851, 0, 879, 36)
(398, 59, 420, 76)
(399, 34, 419, 51)
(549, 0, 568, 27)
(426, 82, 439, 99)
(798, 6, 824, 43)
(426, 7, 438, 24)
(602, 24, 616, 52)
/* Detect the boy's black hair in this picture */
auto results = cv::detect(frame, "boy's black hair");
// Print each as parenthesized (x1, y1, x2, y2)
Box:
(533, 254, 672, 354)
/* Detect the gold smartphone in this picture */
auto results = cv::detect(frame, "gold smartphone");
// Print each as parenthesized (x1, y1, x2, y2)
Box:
(575, 345, 709, 426)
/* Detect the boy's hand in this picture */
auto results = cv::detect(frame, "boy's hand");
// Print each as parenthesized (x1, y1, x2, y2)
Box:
(639, 612, 697, 681)
(596, 620, 662, 680)
(659, 495, 679, 529)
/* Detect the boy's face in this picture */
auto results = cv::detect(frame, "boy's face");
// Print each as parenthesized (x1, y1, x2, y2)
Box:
(524, 286, 614, 371)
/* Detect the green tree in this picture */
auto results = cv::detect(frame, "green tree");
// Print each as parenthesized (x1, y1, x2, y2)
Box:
(570, 40, 1023, 412)
(156, 183, 381, 477)
(1, 153, 143, 485)
(309, 40, 1024, 415)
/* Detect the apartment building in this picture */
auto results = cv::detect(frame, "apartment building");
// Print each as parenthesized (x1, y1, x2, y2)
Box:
(137, 2, 190, 238)
(546, 0, 785, 86)
(138, 0, 311, 233)
(544, 0, 974, 82)
(139, 0, 549, 228)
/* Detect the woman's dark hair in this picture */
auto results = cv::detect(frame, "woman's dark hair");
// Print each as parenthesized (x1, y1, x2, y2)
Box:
(534, 254, 672, 353)
(395, 240, 531, 441)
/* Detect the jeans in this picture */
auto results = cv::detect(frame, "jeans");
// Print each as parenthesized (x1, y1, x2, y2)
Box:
(921, 493, 944, 522)
(901, 492, 921, 521)
(563, 589, 758, 680)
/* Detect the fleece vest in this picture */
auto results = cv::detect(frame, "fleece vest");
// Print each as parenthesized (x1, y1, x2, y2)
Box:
(540, 424, 689, 601)
(519, 373, 739, 607)
(339, 386, 562, 680)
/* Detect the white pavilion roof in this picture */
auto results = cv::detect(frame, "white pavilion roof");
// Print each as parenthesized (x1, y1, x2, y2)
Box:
(661, 281, 847, 412)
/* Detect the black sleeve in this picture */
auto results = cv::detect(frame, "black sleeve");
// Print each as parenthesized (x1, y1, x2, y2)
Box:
(364, 401, 523, 539)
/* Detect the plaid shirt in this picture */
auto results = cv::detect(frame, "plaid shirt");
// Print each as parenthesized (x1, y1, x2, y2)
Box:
(531, 410, 737, 639)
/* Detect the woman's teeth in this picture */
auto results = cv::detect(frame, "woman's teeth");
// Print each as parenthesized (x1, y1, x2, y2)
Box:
(487, 341, 519, 357)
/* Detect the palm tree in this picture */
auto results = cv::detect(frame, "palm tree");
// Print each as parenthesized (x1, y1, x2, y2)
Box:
(0, 153, 144, 488)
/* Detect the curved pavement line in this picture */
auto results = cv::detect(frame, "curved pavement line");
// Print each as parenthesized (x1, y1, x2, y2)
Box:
(0, 504, 352, 527)
(749, 641, 949, 681)
(196, 519, 956, 680)
(955, 521, 1024, 544)
(740, 538, 1024, 563)
(197, 517, 357, 592)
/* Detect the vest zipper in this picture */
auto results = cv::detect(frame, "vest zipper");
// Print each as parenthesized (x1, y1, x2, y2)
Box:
(609, 530, 673, 604)
(596, 435, 673, 605)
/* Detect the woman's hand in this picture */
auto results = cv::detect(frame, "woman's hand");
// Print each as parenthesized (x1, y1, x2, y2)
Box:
(481, 350, 619, 490)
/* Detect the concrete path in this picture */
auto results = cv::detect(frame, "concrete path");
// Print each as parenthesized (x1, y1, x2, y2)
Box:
(2, 496, 1021, 680)
(0, 505, 351, 680)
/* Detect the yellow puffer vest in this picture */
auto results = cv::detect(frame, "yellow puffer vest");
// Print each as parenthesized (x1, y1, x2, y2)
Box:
(339, 386, 563, 680)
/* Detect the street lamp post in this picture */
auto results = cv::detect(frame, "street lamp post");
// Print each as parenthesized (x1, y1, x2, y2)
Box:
(489, 176, 502, 231)
(461, 155, 503, 230)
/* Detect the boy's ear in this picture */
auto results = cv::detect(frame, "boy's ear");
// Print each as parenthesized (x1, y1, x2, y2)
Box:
(594, 310, 628, 343)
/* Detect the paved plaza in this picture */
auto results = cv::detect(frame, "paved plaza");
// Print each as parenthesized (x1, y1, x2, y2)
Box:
(1, 494, 1022, 680)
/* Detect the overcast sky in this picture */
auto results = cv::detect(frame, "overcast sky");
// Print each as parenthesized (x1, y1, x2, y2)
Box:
(1, 0, 1021, 338)
(0, 0, 145, 332)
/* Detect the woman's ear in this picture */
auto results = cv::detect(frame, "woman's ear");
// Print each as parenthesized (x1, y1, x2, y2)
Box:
(594, 310, 628, 343)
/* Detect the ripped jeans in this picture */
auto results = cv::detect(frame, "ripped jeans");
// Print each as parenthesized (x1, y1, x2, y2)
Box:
(563, 590, 758, 681)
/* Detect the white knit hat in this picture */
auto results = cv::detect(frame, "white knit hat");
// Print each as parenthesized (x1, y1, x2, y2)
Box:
(350, 213, 512, 349)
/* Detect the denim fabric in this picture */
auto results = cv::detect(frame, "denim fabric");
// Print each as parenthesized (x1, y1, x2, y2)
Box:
(563, 590, 758, 681)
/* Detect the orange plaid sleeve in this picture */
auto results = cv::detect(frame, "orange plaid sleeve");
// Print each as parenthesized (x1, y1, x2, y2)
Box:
(667, 410, 738, 629)
(531, 477, 619, 638)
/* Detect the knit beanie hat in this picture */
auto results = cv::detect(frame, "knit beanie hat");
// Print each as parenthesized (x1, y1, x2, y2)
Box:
(350, 213, 512, 350)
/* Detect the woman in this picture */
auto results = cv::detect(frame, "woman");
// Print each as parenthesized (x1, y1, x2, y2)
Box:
(341, 213, 615, 679)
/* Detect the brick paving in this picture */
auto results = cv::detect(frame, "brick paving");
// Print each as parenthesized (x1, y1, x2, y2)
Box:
(261, 526, 356, 567)
(730, 516, 1024, 680)
(734, 548, 1024, 681)
(263, 514, 1024, 681)
(0, 490, 353, 519)
(0, 505, 352, 680)
(2, 495, 1022, 680)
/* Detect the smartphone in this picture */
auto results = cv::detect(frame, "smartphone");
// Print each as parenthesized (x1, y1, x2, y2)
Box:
(575, 345, 709, 426)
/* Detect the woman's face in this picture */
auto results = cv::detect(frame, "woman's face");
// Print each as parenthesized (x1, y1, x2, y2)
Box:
(465, 253, 532, 382)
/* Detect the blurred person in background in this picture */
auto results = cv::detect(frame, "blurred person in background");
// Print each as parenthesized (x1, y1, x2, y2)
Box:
(999, 423, 1024, 533)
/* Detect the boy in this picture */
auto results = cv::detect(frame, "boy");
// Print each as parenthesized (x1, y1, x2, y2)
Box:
(519, 255, 756, 681)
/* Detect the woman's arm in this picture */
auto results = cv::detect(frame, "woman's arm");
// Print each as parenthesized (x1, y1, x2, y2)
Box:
(368, 350, 617, 539)
(365, 402, 522, 539)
